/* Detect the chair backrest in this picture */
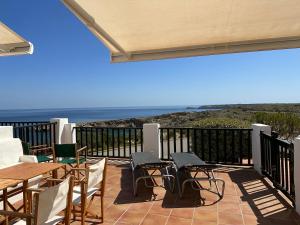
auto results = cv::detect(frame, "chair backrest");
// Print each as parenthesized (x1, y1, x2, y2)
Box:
(33, 176, 74, 225)
(54, 144, 76, 158)
(87, 158, 107, 190)
(22, 142, 31, 155)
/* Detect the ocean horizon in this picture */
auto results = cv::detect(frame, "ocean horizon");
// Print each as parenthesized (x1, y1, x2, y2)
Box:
(0, 106, 204, 123)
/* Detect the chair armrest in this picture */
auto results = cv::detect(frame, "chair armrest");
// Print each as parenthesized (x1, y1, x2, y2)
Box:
(30, 144, 48, 149)
(31, 147, 53, 154)
(0, 210, 33, 219)
(26, 187, 45, 193)
(19, 155, 38, 163)
(76, 146, 87, 154)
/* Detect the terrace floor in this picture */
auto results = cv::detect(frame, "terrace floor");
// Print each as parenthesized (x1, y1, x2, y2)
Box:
(72, 160, 300, 225)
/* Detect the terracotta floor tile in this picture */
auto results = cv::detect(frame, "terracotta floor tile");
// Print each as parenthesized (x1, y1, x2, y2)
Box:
(149, 202, 172, 216)
(117, 211, 146, 225)
(192, 219, 217, 225)
(170, 207, 195, 219)
(193, 209, 217, 222)
(166, 216, 192, 225)
(45, 163, 300, 225)
(104, 204, 129, 222)
(141, 214, 168, 225)
(218, 212, 244, 225)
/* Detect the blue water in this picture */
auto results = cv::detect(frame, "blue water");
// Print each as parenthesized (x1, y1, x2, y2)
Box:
(0, 106, 203, 123)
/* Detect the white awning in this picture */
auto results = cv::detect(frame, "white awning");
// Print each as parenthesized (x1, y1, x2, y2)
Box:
(0, 22, 33, 56)
(62, 0, 300, 63)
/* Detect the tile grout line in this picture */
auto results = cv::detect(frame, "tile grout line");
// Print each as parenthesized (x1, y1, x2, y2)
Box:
(163, 207, 173, 225)
(190, 207, 196, 225)
(236, 181, 246, 225)
(138, 201, 155, 225)
(217, 200, 219, 225)
(113, 204, 132, 225)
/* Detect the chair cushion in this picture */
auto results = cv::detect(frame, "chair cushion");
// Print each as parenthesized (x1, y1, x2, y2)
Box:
(37, 155, 51, 163)
(58, 157, 85, 165)
(72, 185, 98, 205)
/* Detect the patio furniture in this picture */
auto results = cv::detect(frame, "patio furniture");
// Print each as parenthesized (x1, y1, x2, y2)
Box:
(0, 176, 74, 225)
(71, 158, 107, 225)
(22, 142, 53, 163)
(53, 144, 87, 178)
(0, 162, 65, 216)
(0, 179, 23, 224)
(130, 152, 175, 196)
(0, 138, 41, 211)
(171, 152, 225, 198)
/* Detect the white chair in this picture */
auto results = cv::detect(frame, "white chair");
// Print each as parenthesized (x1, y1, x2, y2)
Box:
(72, 158, 107, 225)
(0, 176, 74, 225)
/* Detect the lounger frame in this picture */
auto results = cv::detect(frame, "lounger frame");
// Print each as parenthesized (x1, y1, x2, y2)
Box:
(171, 154, 225, 198)
(130, 153, 175, 196)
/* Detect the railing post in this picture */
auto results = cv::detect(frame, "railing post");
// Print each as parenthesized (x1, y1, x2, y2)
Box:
(63, 123, 77, 144)
(50, 118, 69, 144)
(294, 136, 300, 214)
(143, 123, 161, 159)
(271, 131, 279, 182)
(251, 124, 271, 175)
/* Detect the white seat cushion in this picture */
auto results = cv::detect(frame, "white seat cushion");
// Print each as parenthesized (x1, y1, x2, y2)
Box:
(13, 216, 63, 225)
(72, 185, 98, 205)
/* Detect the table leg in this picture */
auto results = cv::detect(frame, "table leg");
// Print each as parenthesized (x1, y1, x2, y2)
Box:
(23, 180, 30, 224)
(3, 189, 8, 225)
(52, 168, 58, 179)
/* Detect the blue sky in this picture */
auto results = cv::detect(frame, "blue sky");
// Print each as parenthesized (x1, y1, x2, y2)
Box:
(1, 0, 300, 110)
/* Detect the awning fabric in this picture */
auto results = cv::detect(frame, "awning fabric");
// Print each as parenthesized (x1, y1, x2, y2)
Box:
(62, 0, 300, 63)
(0, 22, 33, 56)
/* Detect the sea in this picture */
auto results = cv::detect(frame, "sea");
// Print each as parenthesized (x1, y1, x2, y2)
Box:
(0, 106, 204, 123)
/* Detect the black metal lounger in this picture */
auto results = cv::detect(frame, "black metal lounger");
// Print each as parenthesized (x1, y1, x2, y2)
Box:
(171, 152, 225, 198)
(130, 152, 175, 196)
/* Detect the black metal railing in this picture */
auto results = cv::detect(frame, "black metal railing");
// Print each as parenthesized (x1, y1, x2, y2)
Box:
(160, 128, 252, 165)
(261, 131, 295, 205)
(0, 121, 49, 127)
(75, 127, 143, 158)
(13, 123, 56, 146)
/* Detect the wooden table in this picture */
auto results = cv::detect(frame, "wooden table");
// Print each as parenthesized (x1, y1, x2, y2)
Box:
(0, 163, 63, 180)
(0, 179, 23, 224)
(0, 163, 64, 224)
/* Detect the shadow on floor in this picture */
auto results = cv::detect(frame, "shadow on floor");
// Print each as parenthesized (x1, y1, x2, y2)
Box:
(225, 166, 300, 225)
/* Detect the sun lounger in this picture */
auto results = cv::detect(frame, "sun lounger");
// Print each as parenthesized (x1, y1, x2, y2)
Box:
(130, 152, 175, 196)
(171, 152, 225, 198)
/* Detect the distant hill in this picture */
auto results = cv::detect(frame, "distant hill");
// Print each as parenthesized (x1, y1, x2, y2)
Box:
(198, 103, 300, 113)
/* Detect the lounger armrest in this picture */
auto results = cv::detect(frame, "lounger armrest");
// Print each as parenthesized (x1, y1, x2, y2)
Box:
(19, 155, 38, 163)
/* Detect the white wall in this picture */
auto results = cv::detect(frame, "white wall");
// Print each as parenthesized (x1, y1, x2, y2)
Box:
(143, 123, 161, 158)
(251, 123, 271, 175)
(0, 126, 13, 139)
(294, 136, 300, 214)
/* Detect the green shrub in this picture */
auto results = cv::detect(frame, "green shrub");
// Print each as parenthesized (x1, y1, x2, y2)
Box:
(189, 117, 251, 129)
(254, 112, 300, 139)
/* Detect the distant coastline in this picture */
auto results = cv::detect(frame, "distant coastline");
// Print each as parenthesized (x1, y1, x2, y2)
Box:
(0, 106, 205, 123)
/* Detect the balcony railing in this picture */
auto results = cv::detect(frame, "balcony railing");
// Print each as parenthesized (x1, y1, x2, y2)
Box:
(75, 127, 143, 158)
(261, 131, 295, 205)
(13, 123, 56, 146)
(160, 127, 252, 165)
